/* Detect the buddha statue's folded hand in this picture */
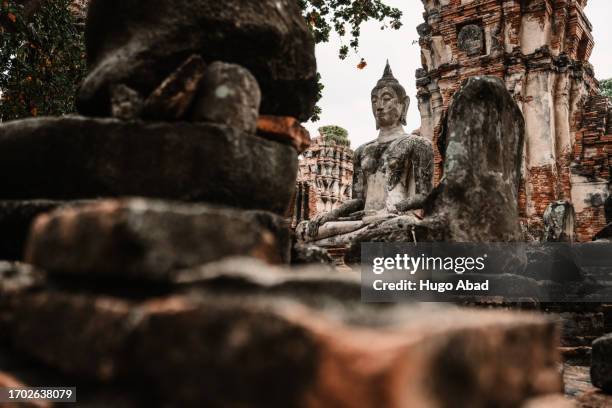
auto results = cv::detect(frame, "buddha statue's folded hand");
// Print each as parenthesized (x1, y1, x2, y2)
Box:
(306, 212, 334, 238)
(395, 194, 428, 213)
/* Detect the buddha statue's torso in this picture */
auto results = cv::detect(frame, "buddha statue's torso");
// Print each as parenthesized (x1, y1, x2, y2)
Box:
(358, 134, 416, 214)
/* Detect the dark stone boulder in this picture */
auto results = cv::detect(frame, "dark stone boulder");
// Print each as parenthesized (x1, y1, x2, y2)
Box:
(78, 0, 318, 121)
(426, 76, 525, 242)
(591, 333, 612, 393)
(24, 199, 291, 281)
(0, 117, 297, 214)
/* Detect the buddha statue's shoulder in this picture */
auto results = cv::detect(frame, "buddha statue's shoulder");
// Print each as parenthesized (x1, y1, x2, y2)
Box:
(353, 140, 377, 158)
(388, 132, 433, 154)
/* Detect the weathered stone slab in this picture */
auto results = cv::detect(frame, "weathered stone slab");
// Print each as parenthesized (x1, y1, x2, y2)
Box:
(5, 292, 133, 381)
(4, 291, 561, 407)
(78, 0, 317, 121)
(591, 333, 612, 393)
(0, 117, 297, 214)
(0, 345, 140, 407)
(175, 257, 356, 302)
(25, 200, 290, 281)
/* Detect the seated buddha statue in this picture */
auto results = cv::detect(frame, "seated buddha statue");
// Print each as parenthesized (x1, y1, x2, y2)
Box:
(297, 61, 434, 246)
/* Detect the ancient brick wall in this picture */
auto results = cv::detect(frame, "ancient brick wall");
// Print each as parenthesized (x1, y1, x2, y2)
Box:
(417, 0, 610, 241)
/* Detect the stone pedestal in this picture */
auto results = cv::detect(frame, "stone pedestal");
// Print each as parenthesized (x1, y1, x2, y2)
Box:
(0, 117, 298, 214)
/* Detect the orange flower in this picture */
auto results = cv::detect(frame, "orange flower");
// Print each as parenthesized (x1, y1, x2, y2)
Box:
(7, 12, 16, 23)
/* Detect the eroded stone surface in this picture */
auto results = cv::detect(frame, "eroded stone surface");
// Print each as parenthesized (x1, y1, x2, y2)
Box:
(290, 243, 334, 266)
(591, 333, 612, 393)
(191, 62, 261, 133)
(0, 117, 297, 214)
(5, 292, 132, 381)
(544, 201, 576, 242)
(25, 200, 289, 281)
(78, 0, 317, 121)
(0, 200, 92, 260)
(110, 84, 143, 120)
(175, 257, 356, 302)
(564, 364, 612, 407)
(457, 24, 484, 56)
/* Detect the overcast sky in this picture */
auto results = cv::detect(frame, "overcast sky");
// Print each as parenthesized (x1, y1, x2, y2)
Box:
(305, 0, 612, 148)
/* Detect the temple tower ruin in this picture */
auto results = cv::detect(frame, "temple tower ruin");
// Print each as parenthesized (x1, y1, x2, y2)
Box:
(417, 0, 612, 241)
(292, 132, 354, 227)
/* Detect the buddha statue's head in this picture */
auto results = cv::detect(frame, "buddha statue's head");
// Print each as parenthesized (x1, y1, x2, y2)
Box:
(371, 61, 409, 130)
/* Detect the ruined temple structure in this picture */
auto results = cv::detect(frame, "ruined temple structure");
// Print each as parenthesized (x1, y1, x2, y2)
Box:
(1, 0, 612, 406)
(292, 132, 354, 227)
(417, 0, 612, 241)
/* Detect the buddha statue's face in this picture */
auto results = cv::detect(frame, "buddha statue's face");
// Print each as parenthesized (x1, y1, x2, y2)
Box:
(371, 86, 408, 130)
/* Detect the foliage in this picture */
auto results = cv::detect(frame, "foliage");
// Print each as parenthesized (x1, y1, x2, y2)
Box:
(299, 0, 403, 122)
(601, 78, 612, 100)
(0, 0, 86, 121)
(319, 124, 350, 146)
(298, 0, 402, 60)
(310, 72, 324, 122)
